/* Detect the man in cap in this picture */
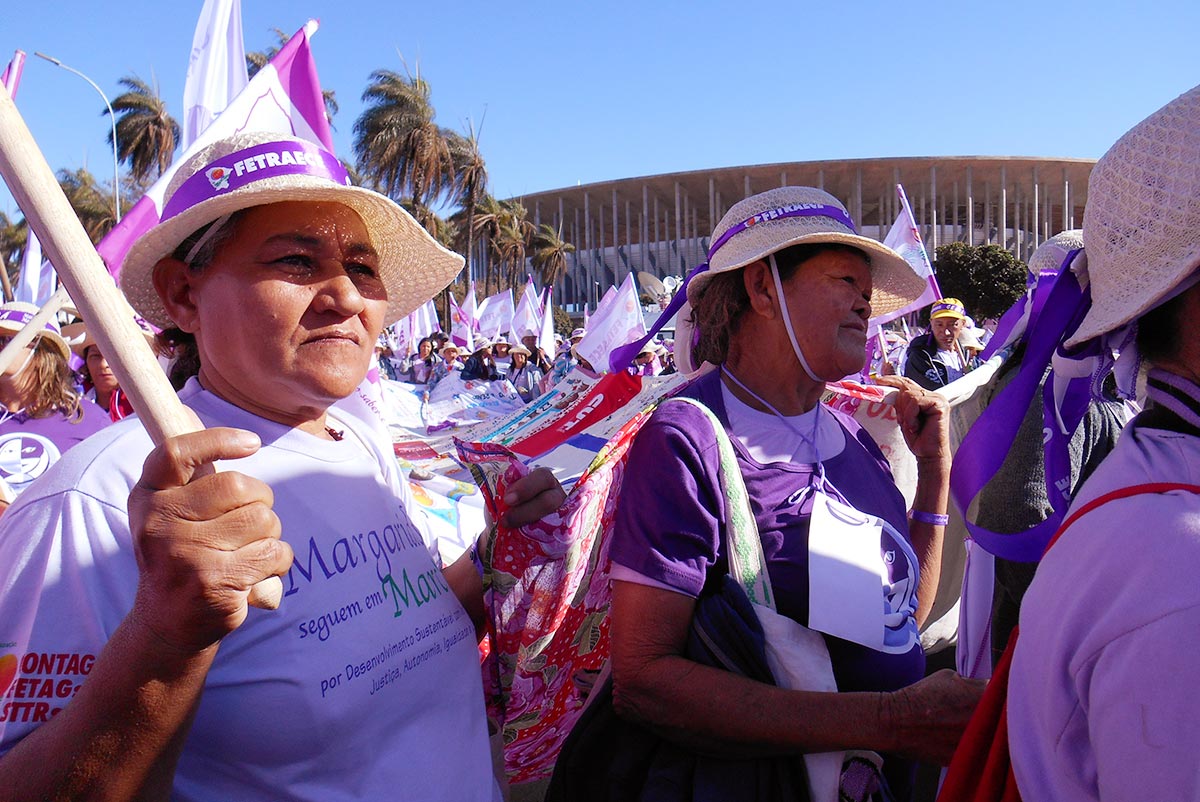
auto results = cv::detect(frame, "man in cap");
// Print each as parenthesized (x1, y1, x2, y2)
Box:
(903, 297, 973, 389)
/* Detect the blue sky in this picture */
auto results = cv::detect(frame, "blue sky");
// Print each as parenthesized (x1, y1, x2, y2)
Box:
(2, 0, 1198, 218)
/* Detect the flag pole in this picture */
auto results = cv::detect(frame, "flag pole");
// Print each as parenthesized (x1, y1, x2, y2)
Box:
(0, 79, 283, 609)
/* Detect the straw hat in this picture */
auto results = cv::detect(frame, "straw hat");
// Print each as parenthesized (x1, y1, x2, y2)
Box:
(0, 301, 70, 361)
(508, 344, 532, 357)
(958, 328, 985, 351)
(440, 342, 461, 356)
(570, 327, 587, 340)
(120, 131, 464, 330)
(1069, 84, 1200, 347)
(62, 318, 156, 359)
(1027, 230, 1084, 277)
(688, 186, 926, 318)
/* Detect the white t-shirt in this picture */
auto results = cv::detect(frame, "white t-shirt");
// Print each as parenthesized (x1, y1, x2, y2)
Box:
(936, 348, 965, 382)
(0, 379, 498, 802)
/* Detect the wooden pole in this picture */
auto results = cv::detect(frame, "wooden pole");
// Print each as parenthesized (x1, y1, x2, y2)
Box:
(0, 80, 283, 609)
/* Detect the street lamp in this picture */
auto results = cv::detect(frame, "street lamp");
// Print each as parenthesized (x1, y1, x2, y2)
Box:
(34, 52, 121, 222)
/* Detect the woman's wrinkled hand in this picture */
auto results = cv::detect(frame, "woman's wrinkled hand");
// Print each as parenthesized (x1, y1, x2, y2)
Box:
(874, 375, 951, 464)
(501, 466, 566, 528)
(884, 669, 987, 765)
(126, 428, 293, 654)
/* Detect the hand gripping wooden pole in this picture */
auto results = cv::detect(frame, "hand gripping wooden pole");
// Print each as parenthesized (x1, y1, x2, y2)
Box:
(0, 81, 284, 609)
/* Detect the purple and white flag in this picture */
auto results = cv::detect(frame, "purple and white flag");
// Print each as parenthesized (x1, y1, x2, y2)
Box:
(478, 288, 514, 341)
(449, 293, 474, 350)
(1, 50, 26, 100)
(13, 230, 55, 306)
(97, 20, 332, 281)
(593, 284, 617, 318)
(182, 0, 248, 149)
(868, 184, 940, 335)
(574, 273, 645, 371)
(512, 279, 541, 338)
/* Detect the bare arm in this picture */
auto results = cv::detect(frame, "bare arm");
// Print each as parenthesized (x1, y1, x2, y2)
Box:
(875, 375, 952, 627)
(0, 428, 291, 801)
(610, 580, 982, 766)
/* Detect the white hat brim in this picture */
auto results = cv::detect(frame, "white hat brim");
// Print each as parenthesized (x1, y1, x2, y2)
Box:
(691, 229, 927, 319)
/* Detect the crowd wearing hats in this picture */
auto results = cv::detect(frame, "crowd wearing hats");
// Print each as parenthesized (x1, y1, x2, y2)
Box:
(1, 80, 1200, 802)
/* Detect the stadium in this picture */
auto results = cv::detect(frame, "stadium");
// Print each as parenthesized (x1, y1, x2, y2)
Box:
(511, 156, 1096, 309)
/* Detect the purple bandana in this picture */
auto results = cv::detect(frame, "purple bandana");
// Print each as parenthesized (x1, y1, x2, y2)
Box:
(0, 308, 59, 335)
(951, 261, 1094, 562)
(160, 140, 351, 222)
(706, 203, 858, 261)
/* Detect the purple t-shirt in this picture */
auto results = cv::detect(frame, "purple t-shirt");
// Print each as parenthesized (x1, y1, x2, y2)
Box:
(611, 370, 925, 694)
(0, 399, 111, 496)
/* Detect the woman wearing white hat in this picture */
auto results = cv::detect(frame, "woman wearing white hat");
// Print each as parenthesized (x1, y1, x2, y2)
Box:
(600, 187, 982, 800)
(0, 132, 563, 801)
(506, 344, 543, 403)
(1005, 84, 1200, 801)
(0, 301, 109, 505)
(428, 340, 463, 389)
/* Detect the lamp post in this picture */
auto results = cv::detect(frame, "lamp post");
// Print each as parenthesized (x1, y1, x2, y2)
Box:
(34, 52, 121, 222)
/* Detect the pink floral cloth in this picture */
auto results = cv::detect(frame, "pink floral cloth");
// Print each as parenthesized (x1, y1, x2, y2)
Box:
(455, 409, 653, 783)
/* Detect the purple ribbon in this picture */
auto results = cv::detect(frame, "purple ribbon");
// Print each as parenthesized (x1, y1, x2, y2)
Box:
(161, 140, 350, 222)
(608, 262, 708, 373)
(706, 203, 857, 261)
(950, 262, 1095, 562)
(0, 308, 58, 334)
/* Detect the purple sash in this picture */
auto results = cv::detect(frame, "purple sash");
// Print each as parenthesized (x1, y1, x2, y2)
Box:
(950, 256, 1096, 562)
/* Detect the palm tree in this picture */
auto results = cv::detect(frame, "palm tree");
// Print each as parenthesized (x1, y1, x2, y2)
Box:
(246, 29, 339, 125)
(108, 75, 181, 186)
(353, 66, 456, 229)
(0, 211, 26, 280)
(531, 223, 576, 288)
(447, 125, 488, 286)
(470, 193, 505, 293)
(493, 201, 535, 289)
(58, 168, 118, 243)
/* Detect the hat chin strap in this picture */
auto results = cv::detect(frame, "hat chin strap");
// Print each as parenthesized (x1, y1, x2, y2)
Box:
(768, 254, 825, 384)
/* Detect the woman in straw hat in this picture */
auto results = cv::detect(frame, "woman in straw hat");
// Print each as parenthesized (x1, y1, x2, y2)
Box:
(600, 187, 982, 800)
(0, 301, 109, 507)
(1005, 85, 1200, 801)
(0, 131, 563, 801)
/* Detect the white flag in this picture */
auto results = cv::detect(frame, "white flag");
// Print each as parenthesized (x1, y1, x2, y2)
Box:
(537, 288, 556, 356)
(477, 288, 514, 340)
(182, 0, 249, 148)
(574, 273, 646, 371)
(869, 184, 941, 333)
(511, 279, 541, 338)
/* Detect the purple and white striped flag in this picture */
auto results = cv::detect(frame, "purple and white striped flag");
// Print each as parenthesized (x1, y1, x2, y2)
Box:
(97, 20, 332, 281)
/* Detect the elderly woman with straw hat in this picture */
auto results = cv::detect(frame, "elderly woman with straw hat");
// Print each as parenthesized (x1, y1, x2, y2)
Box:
(0, 301, 109, 506)
(602, 187, 983, 800)
(0, 131, 564, 801)
(1004, 84, 1200, 801)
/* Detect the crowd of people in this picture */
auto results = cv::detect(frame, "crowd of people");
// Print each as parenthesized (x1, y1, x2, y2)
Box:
(0, 81, 1198, 802)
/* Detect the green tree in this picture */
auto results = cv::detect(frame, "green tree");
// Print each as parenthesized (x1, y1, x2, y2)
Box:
(0, 210, 26, 281)
(492, 200, 535, 290)
(58, 168, 119, 243)
(353, 66, 456, 233)
(447, 125, 488, 289)
(531, 223, 575, 288)
(107, 75, 180, 186)
(931, 242, 1028, 321)
(469, 193, 505, 292)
